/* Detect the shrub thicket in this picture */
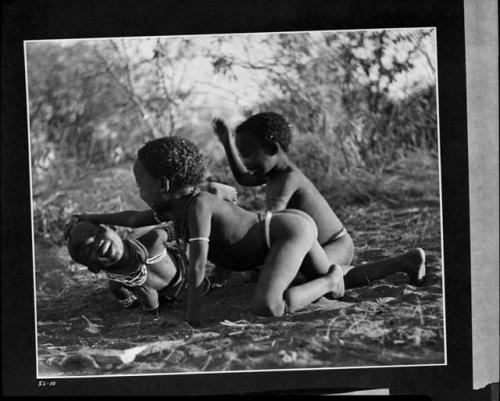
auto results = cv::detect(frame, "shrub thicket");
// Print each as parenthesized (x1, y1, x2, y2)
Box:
(27, 31, 439, 245)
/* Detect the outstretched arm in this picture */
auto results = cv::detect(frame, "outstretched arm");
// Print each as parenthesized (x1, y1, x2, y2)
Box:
(74, 209, 158, 228)
(185, 199, 212, 326)
(212, 118, 265, 187)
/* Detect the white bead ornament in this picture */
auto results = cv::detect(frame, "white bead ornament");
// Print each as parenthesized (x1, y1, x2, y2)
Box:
(188, 237, 210, 243)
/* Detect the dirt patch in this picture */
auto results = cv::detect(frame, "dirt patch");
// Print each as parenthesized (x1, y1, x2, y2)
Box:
(35, 203, 444, 377)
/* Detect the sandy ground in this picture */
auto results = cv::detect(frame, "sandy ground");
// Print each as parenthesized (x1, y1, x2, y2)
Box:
(35, 201, 444, 376)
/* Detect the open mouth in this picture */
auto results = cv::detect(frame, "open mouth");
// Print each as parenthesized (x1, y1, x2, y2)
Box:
(97, 240, 114, 260)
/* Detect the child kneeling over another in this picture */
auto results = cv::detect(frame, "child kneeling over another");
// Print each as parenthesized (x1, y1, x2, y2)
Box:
(66, 221, 208, 313)
(213, 113, 426, 289)
(76, 136, 424, 326)
(75, 136, 349, 325)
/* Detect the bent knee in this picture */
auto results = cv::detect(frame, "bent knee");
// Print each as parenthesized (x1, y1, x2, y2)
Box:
(251, 298, 286, 317)
(324, 234, 355, 265)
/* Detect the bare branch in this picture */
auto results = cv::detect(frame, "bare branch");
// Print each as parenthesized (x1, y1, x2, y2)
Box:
(93, 45, 159, 138)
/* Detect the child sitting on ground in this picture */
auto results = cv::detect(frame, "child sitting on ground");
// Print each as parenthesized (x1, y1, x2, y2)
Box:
(75, 136, 424, 327)
(66, 221, 209, 313)
(212, 113, 426, 288)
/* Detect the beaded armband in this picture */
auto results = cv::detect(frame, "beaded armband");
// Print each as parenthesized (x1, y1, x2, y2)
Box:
(188, 237, 210, 243)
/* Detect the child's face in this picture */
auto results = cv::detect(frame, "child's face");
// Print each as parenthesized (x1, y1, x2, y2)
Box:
(68, 222, 125, 273)
(235, 131, 277, 176)
(133, 159, 165, 208)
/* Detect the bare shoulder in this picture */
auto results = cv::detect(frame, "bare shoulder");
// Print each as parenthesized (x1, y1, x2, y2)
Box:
(138, 228, 169, 252)
(187, 191, 219, 216)
(291, 166, 316, 186)
(194, 190, 217, 206)
(271, 166, 298, 185)
(283, 166, 307, 188)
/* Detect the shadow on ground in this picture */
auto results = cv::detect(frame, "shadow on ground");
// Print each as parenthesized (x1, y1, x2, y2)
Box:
(36, 225, 445, 377)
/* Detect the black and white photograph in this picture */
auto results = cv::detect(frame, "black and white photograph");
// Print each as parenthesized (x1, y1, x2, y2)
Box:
(2, 0, 497, 398)
(26, 28, 445, 378)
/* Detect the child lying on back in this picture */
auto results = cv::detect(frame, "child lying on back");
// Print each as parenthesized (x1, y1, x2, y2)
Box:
(66, 221, 208, 313)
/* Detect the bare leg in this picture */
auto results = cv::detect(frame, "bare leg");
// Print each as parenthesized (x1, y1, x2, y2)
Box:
(322, 233, 355, 265)
(302, 229, 425, 288)
(252, 213, 344, 317)
(301, 233, 354, 278)
(342, 248, 426, 288)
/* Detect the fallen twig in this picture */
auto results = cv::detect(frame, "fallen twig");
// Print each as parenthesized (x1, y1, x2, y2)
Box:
(220, 319, 263, 328)
(228, 330, 245, 336)
(81, 315, 103, 334)
(323, 317, 341, 341)
(201, 355, 212, 371)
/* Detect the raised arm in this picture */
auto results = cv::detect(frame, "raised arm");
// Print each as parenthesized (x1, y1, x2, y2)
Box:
(212, 118, 265, 187)
(184, 198, 212, 326)
(74, 209, 158, 228)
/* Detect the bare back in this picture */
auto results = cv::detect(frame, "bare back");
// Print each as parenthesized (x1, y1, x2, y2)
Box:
(266, 166, 344, 244)
(188, 192, 268, 270)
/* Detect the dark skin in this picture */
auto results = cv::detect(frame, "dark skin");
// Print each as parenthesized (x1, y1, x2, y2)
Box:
(161, 190, 345, 325)
(68, 221, 179, 311)
(212, 117, 354, 266)
(76, 153, 426, 326)
(212, 118, 427, 290)
(74, 181, 238, 228)
(76, 159, 346, 326)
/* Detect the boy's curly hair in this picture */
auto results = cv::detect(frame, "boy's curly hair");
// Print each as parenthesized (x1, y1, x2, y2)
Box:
(235, 112, 292, 152)
(137, 136, 206, 189)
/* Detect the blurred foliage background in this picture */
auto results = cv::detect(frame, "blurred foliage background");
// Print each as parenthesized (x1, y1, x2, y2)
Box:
(26, 29, 439, 245)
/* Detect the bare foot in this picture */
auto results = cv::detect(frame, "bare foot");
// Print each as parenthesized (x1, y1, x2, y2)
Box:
(405, 248, 426, 286)
(324, 264, 345, 300)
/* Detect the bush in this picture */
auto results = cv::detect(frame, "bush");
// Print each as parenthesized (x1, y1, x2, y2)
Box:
(33, 198, 79, 246)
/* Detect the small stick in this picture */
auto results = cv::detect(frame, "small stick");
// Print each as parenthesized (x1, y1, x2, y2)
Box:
(323, 317, 341, 340)
(201, 355, 212, 371)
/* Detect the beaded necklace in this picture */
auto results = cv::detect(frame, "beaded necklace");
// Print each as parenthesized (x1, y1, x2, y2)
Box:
(105, 237, 167, 287)
(170, 187, 201, 252)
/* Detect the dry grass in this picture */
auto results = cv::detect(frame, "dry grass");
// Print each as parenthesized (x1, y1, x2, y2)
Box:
(34, 153, 444, 376)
